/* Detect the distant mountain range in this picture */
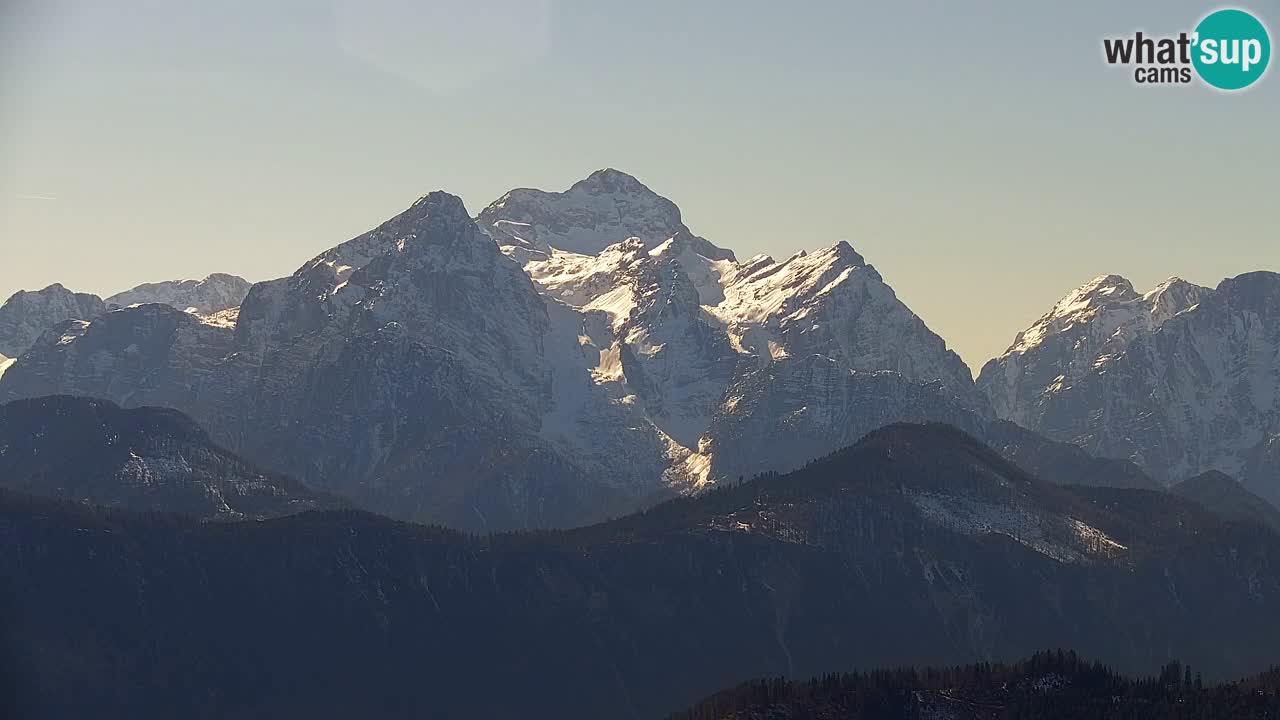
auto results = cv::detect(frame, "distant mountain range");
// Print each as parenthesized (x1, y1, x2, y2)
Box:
(0, 169, 1275, 528)
(0, 273, 249, 358)
(4, 423, 1278, 719)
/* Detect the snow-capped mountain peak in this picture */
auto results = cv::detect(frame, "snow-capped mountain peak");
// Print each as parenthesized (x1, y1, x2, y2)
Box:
(977, 271, 1280, 506)
(105, 273, 251, 316)
(477, 168, 734, 261)
(488, 171, 976, 410)
(999, 273, 1209, 359)
(1004, 274, 1138, 356)
(979, 273, 1211, 423)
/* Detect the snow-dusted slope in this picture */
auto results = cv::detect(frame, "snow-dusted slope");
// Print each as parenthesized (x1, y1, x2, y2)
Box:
(977, 274, 1210, 424)
(979, 271, 1280, 507)
(483, 172, 975, 402)
(106, 273, 250, 314)
(478, 168, 735, 262)
(480, 169, 986, 487)
(711, 241, 977, 402)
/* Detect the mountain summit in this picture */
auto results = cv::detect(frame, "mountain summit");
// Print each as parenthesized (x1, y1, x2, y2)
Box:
(478, 168, 735, 260)
(978, 273, 1210, 422)
(979, 271, 1280, 506)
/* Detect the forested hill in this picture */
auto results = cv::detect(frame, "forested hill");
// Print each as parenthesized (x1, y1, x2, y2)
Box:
(4, 424, 1280, 719)
(671, 650, 1280, 720)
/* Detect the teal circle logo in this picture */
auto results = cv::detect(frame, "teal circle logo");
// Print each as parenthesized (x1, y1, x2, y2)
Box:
(1192, 8, 1271, 90)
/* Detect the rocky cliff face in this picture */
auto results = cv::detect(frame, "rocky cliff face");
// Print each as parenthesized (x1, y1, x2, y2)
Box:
(480, 170, 986, 490)
(978, 272, 1280, 507)
(0, 284, 108, 358)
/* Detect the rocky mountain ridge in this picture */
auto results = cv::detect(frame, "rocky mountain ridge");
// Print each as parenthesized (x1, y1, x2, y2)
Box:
(0, 273, 250, 359)
(2, 169, 1274, 526)
(978, 271, 1280, 507)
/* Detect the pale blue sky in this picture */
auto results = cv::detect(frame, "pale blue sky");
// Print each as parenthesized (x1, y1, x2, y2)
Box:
(1, 0, 1276, 370)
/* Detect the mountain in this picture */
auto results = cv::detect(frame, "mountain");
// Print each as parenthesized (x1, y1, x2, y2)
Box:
(0, 284, 108, 358)
(977, 275, 1211, 425)
(977, 272, 1280, 507)
(103, 272, 250, 314)
(1, 194, 622, 530)
(483, 169, 985, 487)
(0, 274, 250, 360)
(0, 395, 338, 519)
(1172, 470, 1280, 533)
(673, 652, 1280, 720)
(478, 167, 736, 261)
(4, 424, 1280, 719)
(480, 171, 978, 407)
(0, 171, 1167, 529)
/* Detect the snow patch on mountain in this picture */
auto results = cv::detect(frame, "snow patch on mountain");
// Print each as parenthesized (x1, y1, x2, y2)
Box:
(908, 489, 1127, 564)
(538, 297, 682, 493)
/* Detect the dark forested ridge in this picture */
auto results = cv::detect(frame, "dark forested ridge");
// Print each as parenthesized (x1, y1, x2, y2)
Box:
(3, 424, 1280, 719)
(0, 395, 342, 519)
(672, 650, 1280, 719)
(1172, 470, 1280, 533)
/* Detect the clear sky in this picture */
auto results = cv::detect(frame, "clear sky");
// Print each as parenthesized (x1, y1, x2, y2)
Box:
(1, 0, 1276, 372)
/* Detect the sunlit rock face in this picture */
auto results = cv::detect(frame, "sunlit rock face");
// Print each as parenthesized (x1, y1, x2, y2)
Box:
(979, 271, 1280, 507)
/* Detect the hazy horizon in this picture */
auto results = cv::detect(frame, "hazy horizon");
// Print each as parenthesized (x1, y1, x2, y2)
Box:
(2, 0, 1276, 370)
